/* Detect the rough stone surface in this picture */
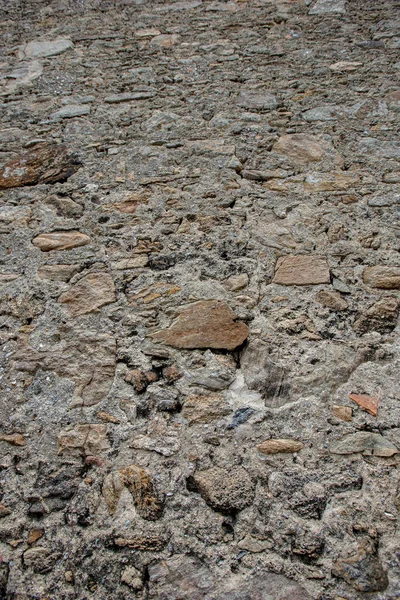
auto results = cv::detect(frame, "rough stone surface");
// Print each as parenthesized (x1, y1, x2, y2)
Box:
(257, 439, 304, 454)
(273, 255, 330, 285)
(0, 143, 81, 188)
(152, 300, 249, 349)
(32, 231, 90, 251)
(1, 1, 400, 598)
(188, 467, 255, 513)
(58, 272, 116, 316)
(363, 266, 400, 289)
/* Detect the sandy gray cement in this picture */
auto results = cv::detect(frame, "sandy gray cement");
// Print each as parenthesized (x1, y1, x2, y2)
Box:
(0, 0, 400, 598)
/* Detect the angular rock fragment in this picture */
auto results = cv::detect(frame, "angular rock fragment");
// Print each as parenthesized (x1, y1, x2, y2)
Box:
(257, 439, 304, 454)
(151, 300, 248, 350)
(332, 551, 389, 592)
(121, 566, 143, 590)
(19, 38, 74, 59)
(32, 231, 90, 252)
(315, 290, 348, 310)
(273, 255, 330, 286)
(273, 133, 342, 165)
(0, 433, 25, 446)
(188, 466, 255, 513)
(363, 266, 400, 289)
(238, 90, 277, 110)
(330, 432, 398, 457)
(102, 465, 163, 520)
(309, 0, 346, 15)
(51, 105, 91, 120)
(57, 424, 109, 456)
(58, 272, 116, 316)
(37, 264, 80, 281)
(182, 393, 230, 423)
(349, 393, 379, 416)
(0, 143, 81, 189)
(330, 61, 362, 72)
(331, 405, 352, 421)
(304, 171, 359, 191)
(353, 296, 399, 334)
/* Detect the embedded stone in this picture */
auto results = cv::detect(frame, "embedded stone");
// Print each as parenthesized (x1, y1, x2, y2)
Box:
(363, 266, 400, 289)
(32, 231, 90, 252)
(331, 405, 352, 421)
(273, 255, 330, 286)
(315, 290, 348, 310)
(273, 133, 341, 165)
(330, 432, 398, 457)
(102, 465, 163, 520)
(58, 272, 116, 316)
(19, 38, 74, 59)
(303, 171, 359, 191)
(151, 300, 249, 350)
(309, 0, 346, 15)
(332, 551, 389, 592)
(349, 394, 379, 416)
(37, 264, 80, 281)
(238, 90, 277, 110)
(257, 439, 304, 454)
(0, 143, 81, 189)
(188, 466, 255, 513)
(57, 424, 109, 456)
(182, 393, 231, 423)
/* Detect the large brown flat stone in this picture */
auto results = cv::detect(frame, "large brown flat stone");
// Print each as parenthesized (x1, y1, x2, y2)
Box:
(32, 231, 90, 252)
(273, 255, 330, 286)
(151, 300, 248, 350)
(0, 142, 81, 189)
(58, 272, 116, 316)
(363, 266, 400, 289)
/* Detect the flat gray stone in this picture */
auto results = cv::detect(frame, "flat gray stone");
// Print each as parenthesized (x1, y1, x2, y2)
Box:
(309, 0, 346, 15)
(19, 38, 73, 59)
(51, 105, 91, 120)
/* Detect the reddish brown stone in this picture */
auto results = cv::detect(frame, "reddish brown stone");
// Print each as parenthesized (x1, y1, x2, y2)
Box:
(58, 272, 116, 316)
(151, 300, 249, 350)
(32, 231, 90, 252)
(349, 394, 379, 417)
(257, 439, 304, 454)
(273, 255, 330, 286)
(0, 143, 81, 189)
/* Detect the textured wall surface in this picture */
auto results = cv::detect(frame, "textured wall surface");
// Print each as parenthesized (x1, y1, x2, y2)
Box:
(0, 0, 400, 598)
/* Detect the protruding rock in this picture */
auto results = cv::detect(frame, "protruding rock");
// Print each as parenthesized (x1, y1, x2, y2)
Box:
(0, 143, 81, 189)
(273, 255, 330, 286)
(331, 405, 352, 421)
(102, 465, 163, 520)
(363, 266, 400, 289)
(19, 38, 74, 59)
(58, 272, 116, 316)
(273, 133, 342, 165)
(37, 264, 80, 282)
(257, 439, 304, 454)
(182, 393, 230, 424)
(309, 0, 346, 15)
(57, 424, 109, 456)
(32, 231, 90, 252)
(315, 290, 348, 310)
(332, 550, 389, 592)
(353, 296, 399, 334)
(330, 432, 398, 457)
(349, 393, 379, 416)
(238, 90, 277, 110)
(188, 466, 255, 513)
(0, 433, 25, 446)
(151, 300, 249, 350)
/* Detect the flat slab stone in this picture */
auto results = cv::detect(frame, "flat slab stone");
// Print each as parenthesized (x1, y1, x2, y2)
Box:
(257, 439, 304, 454)
(0, 143, 81, 189)
(58, 272, 116, 316)
(32, 231, 90, 252)
(363, 266, 400, 289)
(151, 300, 248, 350)
(309, 0, 346, 15)
(19, 38, 74, 59)
(330, 432, 398, 457)
(273, 255, 330, 286)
